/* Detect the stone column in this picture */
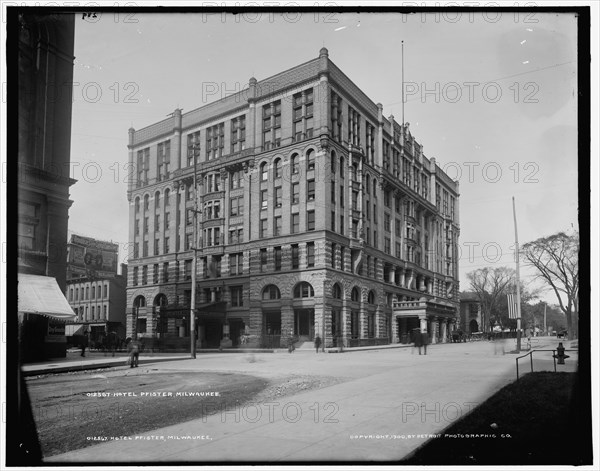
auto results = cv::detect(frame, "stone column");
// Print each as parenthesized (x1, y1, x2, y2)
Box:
(399, 268, 405, 288)
(388, 266, 395, 284)
(419, 316, 427, 333)
(441, 319, 447, 343)
(281, 300, 294, 342)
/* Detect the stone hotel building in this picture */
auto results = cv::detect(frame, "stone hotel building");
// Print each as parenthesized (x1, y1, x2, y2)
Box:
(126, 48, 460, 350)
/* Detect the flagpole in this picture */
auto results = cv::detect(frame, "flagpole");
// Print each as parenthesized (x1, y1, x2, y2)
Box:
(512, 197, 522, 351)
(401, 40, 405, 128)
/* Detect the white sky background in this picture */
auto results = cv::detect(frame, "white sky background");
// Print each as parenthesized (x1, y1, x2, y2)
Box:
(68, 9, 579, 305)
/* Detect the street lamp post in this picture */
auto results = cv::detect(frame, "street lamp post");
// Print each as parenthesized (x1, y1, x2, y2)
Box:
(189, 143, 201, 359)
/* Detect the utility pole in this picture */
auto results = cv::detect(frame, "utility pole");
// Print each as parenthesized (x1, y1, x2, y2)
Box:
(543, 302, 547, 335)
(512, 197, 522, 351)
(189, 143, 201, 359)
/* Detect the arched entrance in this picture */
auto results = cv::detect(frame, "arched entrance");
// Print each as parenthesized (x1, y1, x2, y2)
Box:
(469, 319, 479, 333)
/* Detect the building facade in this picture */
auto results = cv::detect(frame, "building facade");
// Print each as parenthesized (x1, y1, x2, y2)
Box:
(125, 48, 460, 350)
(66, 263, 128, 346)
(16, 12, 77, 361)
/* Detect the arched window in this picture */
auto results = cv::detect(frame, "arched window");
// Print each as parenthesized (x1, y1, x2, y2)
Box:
(262, 284, 281, 300)
(368, 290, 376, 305)
(155, 191, 160, 208)
(332, 283, 342, 299)
(135, 197, 140, 213)
(154, 294, 168, 307)
(373, 178, 377, 197)
(274, 158, 282, 178)
(340, 156, 345, 178)
(133, 295, 146, 308)
(260, 161, 268, 181)
(144, 194, 150, 211)
(291, 153, 299, 175)
(351, 287, 361, 302)
(306, 149, 315, 171)
(294, 282, 314, 298)
(365, 176, 370, 193)
(164, 188, 170, 206)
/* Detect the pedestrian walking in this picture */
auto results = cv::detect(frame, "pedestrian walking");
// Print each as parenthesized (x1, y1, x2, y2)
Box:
(314, 335, 322, 353)
(421, 331, 429, 355)
(414, 329, 424, 355)
(128, 337, 140, 368)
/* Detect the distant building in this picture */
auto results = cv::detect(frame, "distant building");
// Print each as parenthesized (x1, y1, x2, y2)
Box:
(16, 12, 76, 361)
(66, 235, 128, 345)
(125, 48, 460, 350)
(459, 292, 482, 333)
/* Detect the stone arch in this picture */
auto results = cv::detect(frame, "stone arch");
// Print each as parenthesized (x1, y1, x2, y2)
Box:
(293, 281, 315, 298)
(133, 295, 146, 308)
(262, 284, 281, 300)
(153, 293, 168, 307)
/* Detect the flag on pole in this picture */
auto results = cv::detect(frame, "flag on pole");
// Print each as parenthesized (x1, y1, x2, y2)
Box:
(507, 293, 519, 319)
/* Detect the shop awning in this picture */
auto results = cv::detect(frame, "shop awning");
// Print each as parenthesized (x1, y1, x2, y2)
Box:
(18, 274, 76, 320)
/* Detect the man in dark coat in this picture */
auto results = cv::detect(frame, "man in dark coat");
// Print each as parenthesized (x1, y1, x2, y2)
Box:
(421, 331, 429, 355)
(314, 335, 322, 353)
(414, 329, 424, 355)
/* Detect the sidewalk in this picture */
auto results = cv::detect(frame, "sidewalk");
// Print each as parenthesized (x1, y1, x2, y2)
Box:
(45, 341, 525, 463)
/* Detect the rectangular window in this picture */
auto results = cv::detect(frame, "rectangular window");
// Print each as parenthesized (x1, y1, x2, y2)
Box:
(307, 179, 315, 201)
(260, 218, 268, 238)
(291, 213, 300, 233)
(340, 186, 344, 207)
(340, 215, 344, 235)
(292, 182, 300, 204)
(231, 286, 244, 307)
(260, 248, 268, 272)
(157, 140, 171, 181)
(229, 252, 243, 275)
(154, 238, 160, 255)
(164, 237, 170, 254)
(184, 260, 192, 280)
(384, 237, 391, 254)
(187, 131, 201, 166)
(340, 246, 345, 271)
(331, 243, 336, 268)
(368, 312, 375, 338)
(206, 123, 224, 160)
(260, 189, 268, 209)
(274, 216, 282, 236)
(274, 186, 282, 207)
(230, 196, 244, 217)
(162, 262, 169, 282)
(331, 210, 336, 232)
(230, 115, 246, 153)
(384, 213, 391, 232)
(291, 244, 299, 269)
(307, 210, 315, 231)
(153, 264, 159, 284)
(143, 241, 148, 257)
(274, 246, 282, 271)
(142, 265, 148, 285)
(330, 181, 336, 204)
(307, 242, 315, 267)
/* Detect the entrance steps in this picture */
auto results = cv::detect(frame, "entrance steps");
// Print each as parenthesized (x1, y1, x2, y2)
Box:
(293, 340, 316, 351)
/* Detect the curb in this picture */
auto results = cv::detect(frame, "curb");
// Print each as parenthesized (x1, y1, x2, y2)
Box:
(21, 356, 190, 377)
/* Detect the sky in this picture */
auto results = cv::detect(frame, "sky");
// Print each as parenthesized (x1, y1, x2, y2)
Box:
(65, 8, 581, 305)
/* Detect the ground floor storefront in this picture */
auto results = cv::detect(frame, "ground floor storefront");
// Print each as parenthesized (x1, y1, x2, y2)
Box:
(125, 272, 459, 352)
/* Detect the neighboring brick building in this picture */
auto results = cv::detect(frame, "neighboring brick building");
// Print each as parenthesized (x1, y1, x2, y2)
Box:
(126, 48, 460, 350)
(66, 264, 128, 346)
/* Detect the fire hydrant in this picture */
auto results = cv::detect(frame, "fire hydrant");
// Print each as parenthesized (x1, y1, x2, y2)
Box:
(553, 342, 570, 365)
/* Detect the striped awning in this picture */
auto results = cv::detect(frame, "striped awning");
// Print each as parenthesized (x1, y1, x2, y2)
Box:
(18, 274, 76, 320)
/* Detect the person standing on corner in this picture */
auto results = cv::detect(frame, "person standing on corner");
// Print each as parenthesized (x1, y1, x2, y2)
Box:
(421, 331, 430, 355)
(314, 335, 322, 354)
(129, 337, 140, 368)
(414, 329, 424, 355)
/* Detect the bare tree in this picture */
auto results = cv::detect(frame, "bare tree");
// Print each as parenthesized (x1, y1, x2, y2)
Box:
(522, 231, 579, 339)
(466, 267, 515, 332)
